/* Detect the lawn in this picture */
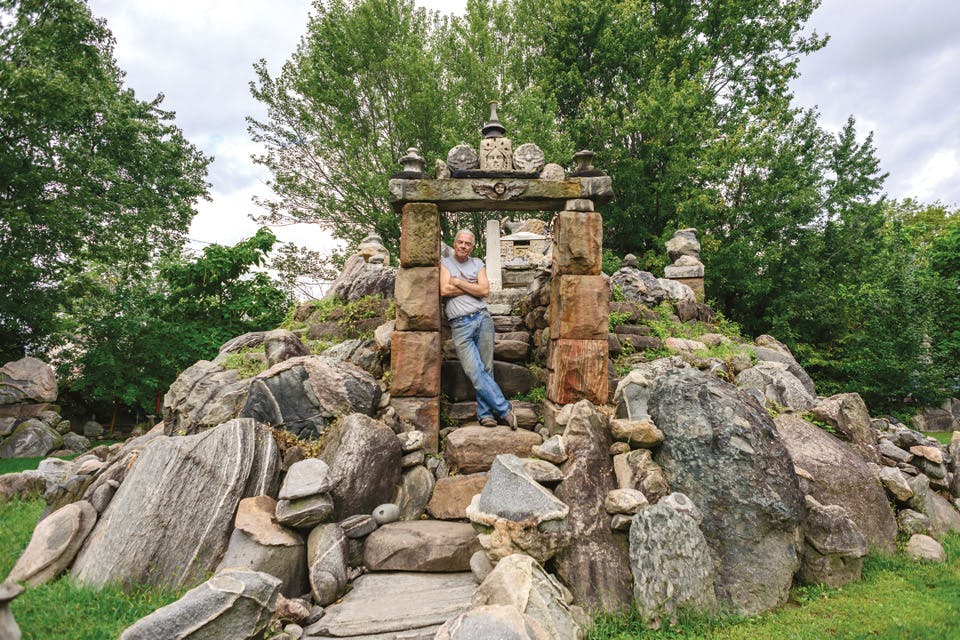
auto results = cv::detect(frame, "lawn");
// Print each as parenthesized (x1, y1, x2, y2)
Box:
(928, 431, 955, 446)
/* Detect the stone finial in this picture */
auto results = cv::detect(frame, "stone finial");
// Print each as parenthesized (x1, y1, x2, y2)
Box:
(399, 147, 425, 174)
(572, 150, 595, 173)
(447, 143, 479, 172)
(513, 143, 545, 173)
(622, 254, 639, 269)
(481, 100, 506, 138)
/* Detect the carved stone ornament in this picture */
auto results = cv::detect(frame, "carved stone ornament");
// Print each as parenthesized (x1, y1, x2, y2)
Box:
(513, 143, 545, 173)
(471, 181, 528, 201)
(447, 144, 479, 172)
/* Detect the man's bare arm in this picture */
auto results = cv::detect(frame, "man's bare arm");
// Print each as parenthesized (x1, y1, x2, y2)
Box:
(440, 264, 489, 298)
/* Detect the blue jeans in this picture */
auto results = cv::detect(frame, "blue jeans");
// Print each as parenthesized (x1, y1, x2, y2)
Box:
(449, 310, 511, 421)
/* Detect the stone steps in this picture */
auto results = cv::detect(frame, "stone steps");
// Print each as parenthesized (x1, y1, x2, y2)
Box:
(303, 572, 475, 639)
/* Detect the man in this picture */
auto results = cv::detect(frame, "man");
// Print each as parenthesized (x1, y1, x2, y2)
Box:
(440, 228, 517, 429)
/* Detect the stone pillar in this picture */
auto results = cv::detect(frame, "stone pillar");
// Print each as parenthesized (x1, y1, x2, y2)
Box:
(485, 218, 502, 292)
(663, 228, 705, 300)
(546, 200, 609, 406)
(391, 203, 441, 452)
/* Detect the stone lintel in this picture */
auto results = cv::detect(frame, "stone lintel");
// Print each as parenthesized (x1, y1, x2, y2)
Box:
(388, 177, 613, 212)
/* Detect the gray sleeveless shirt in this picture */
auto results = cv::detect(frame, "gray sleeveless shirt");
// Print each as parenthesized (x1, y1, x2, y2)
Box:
(441, 255, 487, 320)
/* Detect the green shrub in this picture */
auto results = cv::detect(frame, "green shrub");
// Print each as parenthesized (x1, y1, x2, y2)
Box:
(219, 345, 269, 378)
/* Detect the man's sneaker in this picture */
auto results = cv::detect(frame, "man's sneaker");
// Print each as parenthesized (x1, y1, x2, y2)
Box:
(501, 411, 518, 430)
(479, 416, 498, 428)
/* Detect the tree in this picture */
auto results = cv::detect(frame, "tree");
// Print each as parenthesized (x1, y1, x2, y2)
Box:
(60, 229, 292, 416)
(0, 0, 210, 361)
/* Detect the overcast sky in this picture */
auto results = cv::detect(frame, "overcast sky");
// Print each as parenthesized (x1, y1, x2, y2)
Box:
(86, 0, 960, 252)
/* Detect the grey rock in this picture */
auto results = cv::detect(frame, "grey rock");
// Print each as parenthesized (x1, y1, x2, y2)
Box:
(656, 278, 696, 303)
(119, 569, 280, 640)
(305, 572, 475, 637)
(878, 466, 914, 501)
(472, 554, 584, 640)
(878, 440, 914, 463)
(897, 509, 931, 536)
(72, 419, 280, 590)
(0, 581, 23, 640)
(609, 268, 668, 306)
(280, 458, 334, 500)
(907, 474, 960, 539)
(0, 471, 46, 503)
(0, 419, 61, 458)
(341, 514, 377, 538)
(34, 457, 73, 485)
(89, 480, 118, 514)
(735, 361, 814, 411)
(904, 534, 946, 562)
(0, 356, 57, 404)
(611, 514, 632, 531)
(664, 229, 700, 261)
(61, 432, 90, 452)
(444, 426, 542, 474)
(630, 503, 718, 629)
(521, 459, 563, 485)
(398, 430, 425, 452)
(307, 523, 348, 606)
(609, 418, 664, 448)
(363, 521, 480, 572)
(751, 346, 816, 396)
(612, 448, 670, 502)
(162, 361, 251, 436)
(276, 494, 335, 529)
(318, 414, 401, 519)
(373, 503, 400, 525)
(470, 551, 493, 584)
(241, 357, 381, 440)
(650, 369, 804, 615)
(554, 401, 634, 612)
(401, 450, 425, 468)
(658, 492, 703, 524)
(395, 465, 435, 520)
(7, 501, 97, 586)
(614, 357, 688, 421)
(799, 496, 868, 587)
(604, 489, 648, 515)
(809, 393, 879, 462)
(326, 255, 396, 303)
(531, 435, 567, 464)
(434, 605, 550, 640)
(468, 454, 568, 526)
(321, 338, 384, 379)
(775, 414, 897, 554)
(218, 515, 307, 598)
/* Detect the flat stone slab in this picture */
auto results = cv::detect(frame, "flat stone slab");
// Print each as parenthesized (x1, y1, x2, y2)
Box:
(304, 572, 475, 638)
(363, 521, 480, 572)
(388, 177, 613, 212)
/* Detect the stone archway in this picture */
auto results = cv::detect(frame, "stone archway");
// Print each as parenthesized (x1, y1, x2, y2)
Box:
(386, 118, 613, 453)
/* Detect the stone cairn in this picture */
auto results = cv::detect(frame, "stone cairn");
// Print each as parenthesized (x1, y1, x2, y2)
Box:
(663, 228, 704, 300)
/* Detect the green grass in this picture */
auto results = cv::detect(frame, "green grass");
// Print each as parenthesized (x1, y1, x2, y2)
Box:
(928, 431, 954, 446)
(589, 533, 960, 640)
(2, 497, 184, 639)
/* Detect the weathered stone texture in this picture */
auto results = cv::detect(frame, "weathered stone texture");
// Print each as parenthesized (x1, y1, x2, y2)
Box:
(428, 473, 489, 520)
(401, 203, 440, 267)
(363, 521, 480, 572)
(444, 426, 542, 474)
(547, 339, 608, 405)
(549, 275, 609, 340)
(395, 267, 440, 331)
(648, 369, 804, 615)
(390, 396, 439, 453)
(553, 211, 602, 275)
(390, 331, 441, 397)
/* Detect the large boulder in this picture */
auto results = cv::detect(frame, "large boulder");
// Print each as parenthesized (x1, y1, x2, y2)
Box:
(648, 369, 804, 615)
(241, 356, 381, 440)
(307, 523, 348, 606)
(774, 414, 897, 554)
(326, 255, 396, 302)
(735, 361, 814, 412)
(907, 474, 960, 539)
(162, 361, 251, 435)
(629, 502, 717, 629)
(321, 338, 384, 379)
(472, 554, 584, 640)
(428, 473, 489, 520)
(752, 345, 816, 396)
(444, 426, 542, 474)
(214, 329, 310, 368)
(554, 401, 633, 612)
(72, 419, 281, 590)
(0, 356, 57, 405)
(118, 569, 280, 640)
(0, 419, 61, 458)
(434, 605, 550, 640)
(7, 501, 97, 586)
(614, 357, 688, 421)
(317, 413, 401, 519)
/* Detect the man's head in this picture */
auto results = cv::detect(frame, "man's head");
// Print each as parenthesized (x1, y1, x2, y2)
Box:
(453, 229, 475, 262)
